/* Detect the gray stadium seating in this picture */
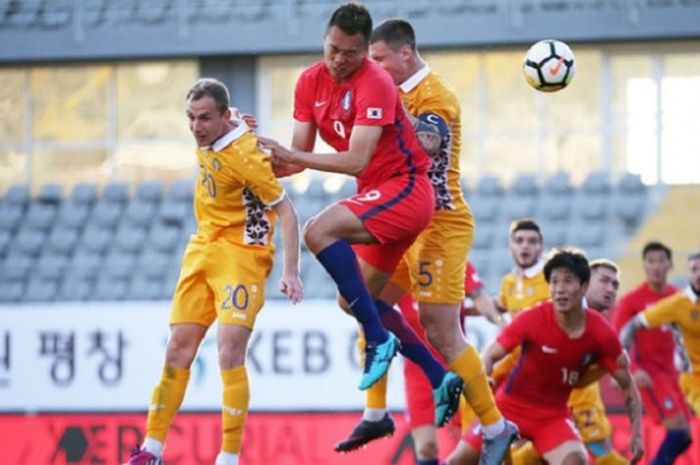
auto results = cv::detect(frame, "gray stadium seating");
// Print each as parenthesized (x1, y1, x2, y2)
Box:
(0, 230, 10, 256)
(582, 171, 612, 195)
(56, 202, 91, 230)
(90, 201, 124, 229)
(93, 275, 128, 301)
(544, 172, 573, 196)
(24, 202, 57, 230)
(36, 254, 70, 281)
(0, 205, 23, 231)
(128, 273, 164, 300)
(112, 225, 147, 255)
(136, 180, 164, 203)
(168, 179, 194, 202)
(38, 183, 62, 204)
(0, 282, 24, 303)
(44, 227, 80, 257)
(24, 276, 59, 302)
(70, 182, 98, 205)
(57, 271, 94, 301)
(2, 184, 30, 207)
(14, 228, 47, 257)
(81, 225, 113, 255)
(123, 200, 157, 228)
(475, 175, 504, 198)
(102, 181, 130, 203)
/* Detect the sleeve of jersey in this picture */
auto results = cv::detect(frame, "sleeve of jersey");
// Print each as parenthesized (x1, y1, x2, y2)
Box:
(293, 70, 314, 123)
(354, 72, 396, 126)
(497, 310, 531, 352)
(642, 293, 683, 329)
(464, 262, 484, 295)
(234, 134, 285, 206)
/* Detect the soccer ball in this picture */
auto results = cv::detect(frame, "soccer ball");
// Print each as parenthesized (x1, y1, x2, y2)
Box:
(523, 39, 576, 92)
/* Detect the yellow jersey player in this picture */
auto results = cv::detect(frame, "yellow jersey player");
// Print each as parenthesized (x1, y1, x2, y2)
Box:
(568, 259, 630, 465)
(334, 18, 518, 465)
(123, 78, 303, 465)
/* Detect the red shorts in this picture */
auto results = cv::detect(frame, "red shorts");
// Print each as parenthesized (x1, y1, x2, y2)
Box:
(345, 173, 434, 273)
(463, 393, 579, 455)
(639, 371, 691, 423)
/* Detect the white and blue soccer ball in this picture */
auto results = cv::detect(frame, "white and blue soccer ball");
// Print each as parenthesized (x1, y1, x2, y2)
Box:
(523, 39, 576, 92)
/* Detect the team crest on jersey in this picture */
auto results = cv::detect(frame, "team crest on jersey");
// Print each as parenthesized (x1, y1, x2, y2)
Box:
(580, 352, 597, 367)
(212, 159, 222, 172)
(341, 90, 353, 113)
(367, 107, 382, 119)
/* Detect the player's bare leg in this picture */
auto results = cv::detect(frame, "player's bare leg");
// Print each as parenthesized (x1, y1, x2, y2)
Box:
(419, 302, 517, 465)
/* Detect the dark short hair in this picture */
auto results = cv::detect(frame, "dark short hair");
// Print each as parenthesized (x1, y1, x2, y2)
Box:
(327, 3, 372, 41)
(589, 258, 619, 275)
(186, 78, 229, 115)
(509, 218, 542, 241)
(544, 247, 591, 284)
(370, 18, 416, 51)
(642, 241, 672, 261)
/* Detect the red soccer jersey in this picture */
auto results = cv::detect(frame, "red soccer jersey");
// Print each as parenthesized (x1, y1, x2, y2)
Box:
(464, 261, 484, 296)
(293, 59, 430, 192)
(497, 301, 623, 415)
(612, 282, 678, 375)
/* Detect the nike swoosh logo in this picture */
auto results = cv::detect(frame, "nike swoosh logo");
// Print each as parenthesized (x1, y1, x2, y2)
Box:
(542, 345, 558, 354)
(314, 100, 327, 107)
(550, 57, 564, 75)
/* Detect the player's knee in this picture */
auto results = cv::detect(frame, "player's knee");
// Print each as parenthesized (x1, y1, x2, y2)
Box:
(561, 451, 587, 465)
(415, 439, 438, 460)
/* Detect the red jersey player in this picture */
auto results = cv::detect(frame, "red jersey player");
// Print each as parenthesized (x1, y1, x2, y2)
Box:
(613, 241, 692, 465)
(447, 248, 643, 465)
(258, 2, 433, 392)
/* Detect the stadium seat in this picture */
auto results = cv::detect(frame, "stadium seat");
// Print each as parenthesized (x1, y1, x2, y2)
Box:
(543, 172, 573, 196)
(460, 177, 470, 198)
(540, 197, 571, 222)
(70, 182, 98, 205)
(44, 226, 80, 256)
(81, 225, 114, 255)
(14, 228, 47, 257)
(617, 173, 646, 195)
(69, 250, 104, 277)
(582, 171, 612, 195)
(503, 197, 537, 221)
(122, 201, 157, 228)
(470, 198, 500, 223)
(5, 0, 40, 26)
(112, 225, 147, 254)
(570, 223, 606, 249)
(24, 202, 58, 230)
(90, 201, 124, 229)
(0, 230, 10, 257)
(38, 183, 63, 204)
(0, 282, 25, 303)
(337, 178, 356, 199)
(24, 276, 59, 302)
(56, 202, 90, 229)
(137, 250, 172, 279)
(158, 200, 190, 226)
(103, 251, 137, 280)
(615, 197, 645, 229)
(92, 275, 128, 301)
(36, 254, 70, 281)
(1, 255, 33, 282)
(472, 225, 494, 250)
(168, 179, 194, 202)
(580, 197, 608, 221)
(0, 204, 24, 231)
(136, 180, 164, 203)
(101, 181, 130, 204)
(510, 173, 540, 197)
(128, 274, 164, 300)
(56, 272, 94, 301)
(146, 224, 181, 253)
(475, 175, 504, 198)
(3, 184, 30, 207)
(543, 224, 568, 248)
(305, 178, 328, 201)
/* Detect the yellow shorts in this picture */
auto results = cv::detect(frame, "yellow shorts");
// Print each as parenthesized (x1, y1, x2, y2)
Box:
(680, 372, 700, 416)
(390, 208, 474, 305)
(568, 383, 612, 443)
(170, 236, 274, 329)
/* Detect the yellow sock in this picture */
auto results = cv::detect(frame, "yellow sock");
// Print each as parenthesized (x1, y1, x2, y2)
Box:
(448, 346, 502, 426)
(596, 451, 629, 465)
(511, 442, 542, 465)
(146, 366, 190, 442)
(366, 374, 388, 409)
(221, 366, 250, 453)
(458, 395, 476, 433)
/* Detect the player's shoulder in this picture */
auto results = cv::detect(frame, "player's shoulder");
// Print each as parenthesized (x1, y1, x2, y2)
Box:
(298, 61, 327, 83)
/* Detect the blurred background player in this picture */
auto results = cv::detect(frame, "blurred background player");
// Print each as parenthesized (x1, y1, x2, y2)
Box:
(334, 17, 518, 464)
(613, 241, 691, 465)
(620, 252, 700, 464)
(259, 2, 436, 393)
(448, 248, 644, 465)
(124, 78, 303, 465)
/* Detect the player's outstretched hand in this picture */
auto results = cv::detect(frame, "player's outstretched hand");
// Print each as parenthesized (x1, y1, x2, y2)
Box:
(258, 137, 295, 164)
(629, 431, 644, 465)
(229, 106, 258, 129)
(279, 273, 303, 304)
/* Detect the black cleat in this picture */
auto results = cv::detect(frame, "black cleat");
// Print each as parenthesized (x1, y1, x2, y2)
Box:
(334, 413, 396, 453)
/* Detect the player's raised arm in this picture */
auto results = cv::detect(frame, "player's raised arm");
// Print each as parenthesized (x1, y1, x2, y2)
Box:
(272, 193, 303, 304)
(480, 340, 507, 376)
(619, 315, 645, 350)
(608, 355, 644, 464)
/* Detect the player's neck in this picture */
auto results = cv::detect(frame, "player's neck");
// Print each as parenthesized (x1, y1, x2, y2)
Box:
(646, 280, 667, 294)
(556, 307, 586, 337)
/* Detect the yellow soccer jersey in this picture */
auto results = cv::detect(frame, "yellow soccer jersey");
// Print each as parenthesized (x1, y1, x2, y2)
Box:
(642, 287, 700, 374)
(497, 259, 549, 317)
(194, 123, 285, 246)
(568, 382, 611, 442)
(399, 66, 467, 213)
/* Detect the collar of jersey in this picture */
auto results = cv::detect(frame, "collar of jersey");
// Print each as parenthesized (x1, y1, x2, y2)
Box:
(517, 257, 545, 279)
(399, 65, 431, 93)
(684, 285, 698, 304)
(211, 120, 249, 152)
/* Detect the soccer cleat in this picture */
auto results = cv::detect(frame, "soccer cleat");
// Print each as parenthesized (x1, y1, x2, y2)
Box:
(358, 332, 401, 390)
(433, 371, 464, 427)
(122, 447, 163, 465)
(479, 420, 519, 465)
(334, 413, 396, 452)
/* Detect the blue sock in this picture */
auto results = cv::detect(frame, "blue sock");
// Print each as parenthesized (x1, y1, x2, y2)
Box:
(417, 459, 439, 465)
(651, 428, 692, 465)
(316, 241, 387, 343)
(376, 299, 446, 388)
